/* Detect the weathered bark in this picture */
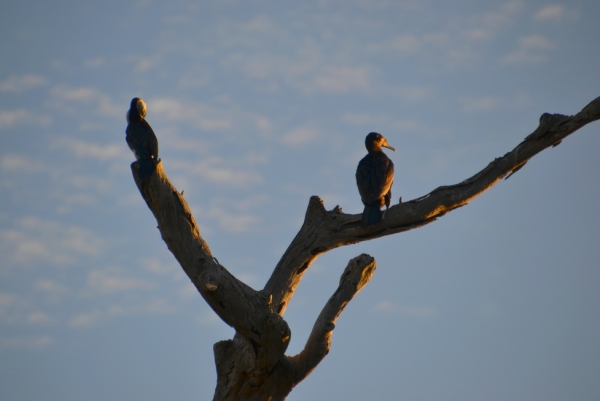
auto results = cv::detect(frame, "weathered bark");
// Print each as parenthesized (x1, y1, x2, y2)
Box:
(263, 96, 600, 316)
(131, 96, 600, 400)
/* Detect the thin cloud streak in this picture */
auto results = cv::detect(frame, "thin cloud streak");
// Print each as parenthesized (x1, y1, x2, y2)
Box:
(0, 75, 48, 93)
(0, 217, 105, 268)
(501, 34, 556, 65)
(375, 301, 438, 318)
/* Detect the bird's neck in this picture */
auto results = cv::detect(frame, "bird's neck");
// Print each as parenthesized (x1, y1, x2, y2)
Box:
(128, 110, 143, 122)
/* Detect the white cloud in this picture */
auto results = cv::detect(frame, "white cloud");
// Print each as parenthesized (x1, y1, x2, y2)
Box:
(139, 258, 175, 276)
(60, 173, 113, 194)
(459, 96, 503, 113)
(312, 66, 372, 93)
(50, 85, 121, 118)
(0, 336, 54, 349)
(53, 138, 129, 161)
(242, 14, 278, 35)
(236, 272, 261, 288)
(398, 86, 434, 103)
(207, 206, 261, 233)
(34, 279, 69, 300)
(35, 280, 68, 294)
(534, 4, 579, 22)
(195, 310, 221, 326)
(534, 4, 564, 21)
(280, 125, 321, 147)
(203, 195, 269, 233)
(342, 112, 373, 126)
(86, 267, 156, 294)
(0, 216, 105, 268)
(107, 298, 178, 316)
(201, 164, 262, 186)
(364, 2, 526, 70)
(171, 156, 264, 187)
(178, 283, 199, 300)
(519, 35, 555, 50)
(388, 34, 421, 53)
(69, 310, 103, 328)
(463, 29, 491, 41)
(412, 143, 485, 180)
(83, 57, 106, 69)
(471, 0, 524, 35)
(0, 74, 48, 93)
(1, 154, 47, 173)
(341, 112, 425, 136)
(54, 86, 97, 102)
(501, 34, 556, 65)
(125, 54, 163, 72)
(0, 292, 51, 326)
(150, 96, 235, 131)
(27, 312, 54, 325)
(212, 16, 382, 94)
(0, 109, 52, 129)
(0, 293, 15, 307)
(374, 301, 437, 318)
(69, 300, 178, 328)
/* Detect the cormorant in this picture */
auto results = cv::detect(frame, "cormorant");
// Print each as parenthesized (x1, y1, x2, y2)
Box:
(126, 97, 159, 179)
(356, 132, 395, 227)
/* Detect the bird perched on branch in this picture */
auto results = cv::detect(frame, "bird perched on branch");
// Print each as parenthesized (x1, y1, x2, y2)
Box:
(356, 132, 395, 227)
(126, 97, 159, 179)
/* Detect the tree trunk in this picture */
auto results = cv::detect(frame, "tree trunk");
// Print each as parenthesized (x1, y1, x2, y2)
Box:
(130, 96, 600, 400)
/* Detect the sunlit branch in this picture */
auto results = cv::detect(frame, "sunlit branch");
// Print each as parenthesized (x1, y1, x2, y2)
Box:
(289, 254, 376, 383)
(264, 96, 600, 316)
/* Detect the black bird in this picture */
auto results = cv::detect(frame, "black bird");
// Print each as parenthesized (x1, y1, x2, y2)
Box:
(356, 132, 395, 227)
(126, 97, 159, 179)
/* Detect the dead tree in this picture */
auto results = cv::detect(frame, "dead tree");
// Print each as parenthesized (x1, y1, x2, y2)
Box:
(130, 96, 600, 400)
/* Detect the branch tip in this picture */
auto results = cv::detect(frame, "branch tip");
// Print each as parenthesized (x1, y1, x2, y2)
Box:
(304, 196, 327, 222)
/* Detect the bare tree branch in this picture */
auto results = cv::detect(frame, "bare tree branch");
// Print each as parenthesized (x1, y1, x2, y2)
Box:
(132, 162, 290, 366)
(130, 95, 600, 401)
(264, 96, 600, 315)
(211, 255, 375, 401)
(290, 253, 376, 383)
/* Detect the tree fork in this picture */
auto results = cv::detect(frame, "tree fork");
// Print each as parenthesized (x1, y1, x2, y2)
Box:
(131, 95, 599, 400)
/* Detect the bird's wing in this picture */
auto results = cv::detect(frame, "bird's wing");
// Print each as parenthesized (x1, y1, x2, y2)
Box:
(126, 119, 159, 160)
(140, 119, 159, 159)
(356, 154, 394, 205)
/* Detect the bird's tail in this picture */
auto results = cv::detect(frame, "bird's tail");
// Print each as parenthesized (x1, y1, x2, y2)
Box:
(137, 159, 156, 179)
(360, 205, 382, 227)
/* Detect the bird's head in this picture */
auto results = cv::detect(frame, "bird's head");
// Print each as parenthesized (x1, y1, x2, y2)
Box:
(127, 97, 147, 122)
(365, 132, 395, 153)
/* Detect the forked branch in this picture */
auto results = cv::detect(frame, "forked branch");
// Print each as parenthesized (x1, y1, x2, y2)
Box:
(264, 96, 600, 315)
(130, 95, 599, 401)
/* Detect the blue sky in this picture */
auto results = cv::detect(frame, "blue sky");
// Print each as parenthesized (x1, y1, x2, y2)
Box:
(1, 1, 599, 400)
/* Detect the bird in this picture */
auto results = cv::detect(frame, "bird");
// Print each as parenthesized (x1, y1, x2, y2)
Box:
(126, 97, 159, 179)
(356, 132, 395, 227)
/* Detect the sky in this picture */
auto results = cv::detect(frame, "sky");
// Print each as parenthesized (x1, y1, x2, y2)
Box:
(1, 0, 599, 400)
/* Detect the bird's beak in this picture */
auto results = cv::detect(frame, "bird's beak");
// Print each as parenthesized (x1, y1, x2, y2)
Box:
(383, 143, 396, 152)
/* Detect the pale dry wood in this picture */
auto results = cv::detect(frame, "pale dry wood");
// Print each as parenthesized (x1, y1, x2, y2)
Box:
(264, 96, 600, 316)
(289, 253, 376, 383)
(132, 162, 290, 365)
(211, 255, 375, 401)
(130, 95, 600, 400)
(132, 162, 376, 400)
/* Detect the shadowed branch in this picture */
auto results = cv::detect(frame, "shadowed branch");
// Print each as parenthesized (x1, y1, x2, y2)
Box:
(290, 254, 376, 383)
(129, 94, 599, 401)
(264, 96, 600, 316)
